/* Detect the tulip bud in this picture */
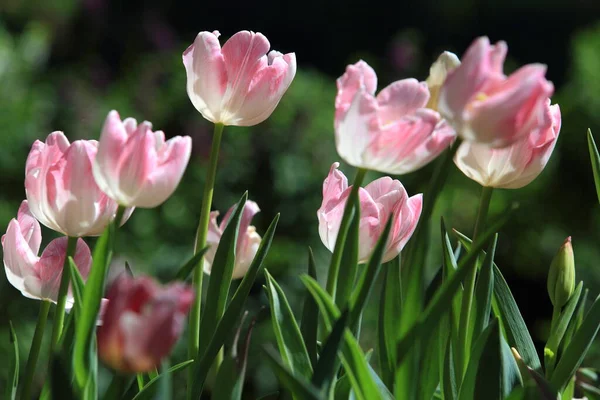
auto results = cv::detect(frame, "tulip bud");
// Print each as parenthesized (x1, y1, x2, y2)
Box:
(547, 237, 576, 308)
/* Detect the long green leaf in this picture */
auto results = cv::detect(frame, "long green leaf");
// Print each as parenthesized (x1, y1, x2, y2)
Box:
(190, 214, 279, 398)
(131, 360, 194, 400)
(442, 341, 458, 400)
(453, 229, 542, 372)
(378, 257, 402, 389)
(263, 346, 324, 400)
(472, 234, 497, 340)
(172, 247, 209, 282)
(336, 202, 359, 307)
(199, 192, 247, 357)
(562, 288, 589, 351)
(301, 248, 319, 370)
(6, 321, 19, 400)
(265, 270, 313, 378)
(311, 310, 349, 391)
(69, 257, 85, 319)
(551, 294, 600, 391)
(587, 129, 600, 203)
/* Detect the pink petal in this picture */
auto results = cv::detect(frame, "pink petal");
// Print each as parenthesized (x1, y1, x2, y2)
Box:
(3, 219, 40, 299)
(383, 193, 423, 262)
(335, 60, 378, 119)
(321, 163, 349, 213)
(16, 200, 41, 255)
(375, 78, 430, 121)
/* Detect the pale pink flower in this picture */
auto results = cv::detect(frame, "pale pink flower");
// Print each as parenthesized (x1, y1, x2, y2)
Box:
(454, 101, 561, 188)
(92, 111, 192, 208)
(317, 163, 422, 263)
(2, 200, 92, 305)
(183, 30, 296, 126)
(97, 275, 194, 373)
(335, 60, 455, 175)
(205, 200, 261, 279)
(438, 36, 554, 148)
(25, 132, 127, 237)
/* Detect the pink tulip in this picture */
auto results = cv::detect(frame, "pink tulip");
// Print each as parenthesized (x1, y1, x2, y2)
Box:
(92, 111, 192, 208)
(2, 201, 91, 305)
(454, 101, 561, 188)
(25, 132, 128, 237)
(97, 275, 194, 373)
(438, 36, 554, 148)
(318, 163, 422, 263)
(334, 60, 456, 175)
(205, 200, 261, 279)
(183, 30, 296, 126)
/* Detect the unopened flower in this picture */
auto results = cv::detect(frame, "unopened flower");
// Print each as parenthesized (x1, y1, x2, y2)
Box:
(454, 101, 560, 188)
(317, 163, 422, 263)
(335, 60, 455, 175)
(438, 36, 554, 148)
(2, 201, 91, 304)
(92, 111, 192, 208)
(97, 275, 194, 373)
(25, 132, 127, 237)
(183, 30, 296, 126)
(205, 200, 261, 279)
(425, 51, 461, 111)
(547, 237, 576, 308)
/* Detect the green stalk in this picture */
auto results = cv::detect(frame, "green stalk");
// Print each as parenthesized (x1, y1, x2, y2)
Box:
(49, 236, 78, 353)
(22, 300, 51, 400)
(325, 167, 367, 298)
(457, 185, 493, 376)
(188, 122, 224, 397)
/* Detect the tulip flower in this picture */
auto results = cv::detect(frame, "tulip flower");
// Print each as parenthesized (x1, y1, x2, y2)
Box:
(25, 132, 127, 237)
(454, 101, 560, 189)
(183, 30, 296, 126)
(318, 163, 422, 263)
(2, 200, 92, 304)
(92, 111, 192, 208)
(205, 200, 261, 279)
(97, 275, 194, 373)
(438, 36, 554, 148)
(425, 51, 461, 111)
(334, 60, 455, 175)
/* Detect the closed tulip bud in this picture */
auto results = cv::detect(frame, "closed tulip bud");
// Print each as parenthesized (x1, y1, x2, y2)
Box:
(317, 163, 422, 263)
(205, 200, 261, 279)
(547, 237, 576, 308)
(334, 60, 455, 175)
(97, 276, 194, 373)
(93, 111, 192, 208)
(2, 201, 91, 305)
(25, 132, 128, 237)
(183, 30, 296, 126)
(426, 51, 461, 111)
(439, 36, 554, 148)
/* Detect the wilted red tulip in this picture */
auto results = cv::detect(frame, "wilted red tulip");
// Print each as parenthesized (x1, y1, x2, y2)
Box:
(25, 132, 126, 237)
(438, 36, 554, 148)
(2, 201, 91, 305)
(334, 60, 455, 175)
(183, 30, 296, 126)
(454, 101, 560, 188)
(97, 276, 194, 373)
(205, 200, 261, 279)
(92, 111, 192, 208)
(317, 163, 422, 263)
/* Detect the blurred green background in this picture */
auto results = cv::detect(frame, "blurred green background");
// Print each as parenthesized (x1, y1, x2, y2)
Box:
(1, 0, 600, 397)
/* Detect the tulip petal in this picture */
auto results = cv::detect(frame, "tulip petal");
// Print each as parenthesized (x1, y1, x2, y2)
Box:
(335, 60, 378, 119)
(2, 219, 39, 299)
(16, 200, 41, 255)
(376, 78, 430, 122)
(383, 193, 423, 262)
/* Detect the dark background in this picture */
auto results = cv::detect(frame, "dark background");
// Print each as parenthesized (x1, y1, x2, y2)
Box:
(1, 0, 600, 396)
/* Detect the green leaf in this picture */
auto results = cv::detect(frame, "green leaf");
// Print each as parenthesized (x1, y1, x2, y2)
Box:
(453, 229, 542, 372)
(172, 246, 209, 282)
(587, 129, 600, 204)
(131, 360, 194, 400)
(68, 257, 85, 319)
(418, 322, 443, 400)
(442, 341, 458, 400)
(336, 201, 359, 307)
(300, 248, 319, 370)
(311, 310, 350, 391)
(263, 346, 324, 400)
(551, 294, 600, 391)
(73, 224, 114, 390)
(562, 288, 588, 352)
(190, 214, 279, 398)
(512, 348, 559, 400)
(265, 270, 313, 378)
(378, 256, 402, 389)
(472, 234, 498, 340)
(6, 321, 19, 400)
(199, 192, 247, 357)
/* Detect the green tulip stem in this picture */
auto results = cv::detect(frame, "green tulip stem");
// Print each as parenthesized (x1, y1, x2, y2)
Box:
(22, 300, 52, 400)
(188, 122, 225, 398)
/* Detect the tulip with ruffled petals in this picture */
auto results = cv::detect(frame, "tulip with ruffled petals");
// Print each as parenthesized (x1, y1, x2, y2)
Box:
(2, 201, 92, 304)
(438, 36, 554, 148)
(205, 200, 261, 279)
(25, 132, 127, 237)
(318, 163, 422, 263)
(454, 101, 560, 189)
(97, 275, 194, 373)
(183, 30, 296, 126)
(335, 61, 456, 175)
(92, 111, 192, 208)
